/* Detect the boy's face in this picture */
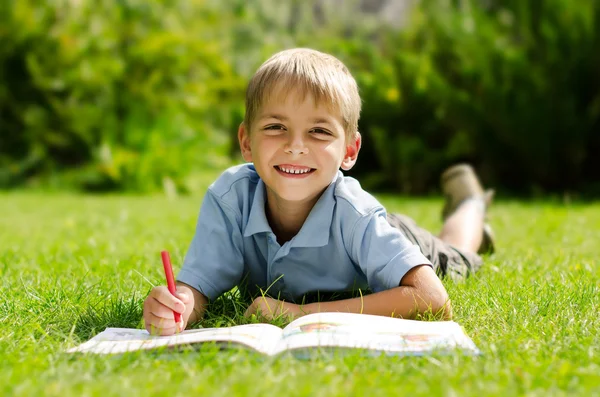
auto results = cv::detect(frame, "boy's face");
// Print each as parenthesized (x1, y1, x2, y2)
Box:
(238, 88, 361, 205)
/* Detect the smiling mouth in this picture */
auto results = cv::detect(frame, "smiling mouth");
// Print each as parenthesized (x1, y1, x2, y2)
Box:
(274, 165, 316, 175)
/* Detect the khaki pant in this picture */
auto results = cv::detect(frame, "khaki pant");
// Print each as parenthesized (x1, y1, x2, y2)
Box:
(387, 213, 483, 282)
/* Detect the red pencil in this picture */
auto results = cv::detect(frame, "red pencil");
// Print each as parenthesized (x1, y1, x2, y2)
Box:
(161, 250, 182, 323)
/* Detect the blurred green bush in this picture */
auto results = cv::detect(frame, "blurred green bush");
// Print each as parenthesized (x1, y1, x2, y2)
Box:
(327, 0, 600, 195)
(0, 0, 244, 193)
(1, 0, 599, 195)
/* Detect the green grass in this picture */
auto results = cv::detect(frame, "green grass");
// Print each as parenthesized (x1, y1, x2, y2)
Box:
(1, 191, 599, 396)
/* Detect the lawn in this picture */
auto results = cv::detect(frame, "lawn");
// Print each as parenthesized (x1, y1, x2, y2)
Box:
(1, 189, 599, 396)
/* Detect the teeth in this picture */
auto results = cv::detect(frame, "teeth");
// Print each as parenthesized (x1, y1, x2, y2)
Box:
(279, 166, 310, 174)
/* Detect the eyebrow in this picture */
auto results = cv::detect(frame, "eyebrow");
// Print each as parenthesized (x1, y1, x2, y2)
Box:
(260, 114, 333, 125)
(260, 114, 289, 122)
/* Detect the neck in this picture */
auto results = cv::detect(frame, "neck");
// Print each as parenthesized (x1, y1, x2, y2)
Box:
(265, 190, 321, 245)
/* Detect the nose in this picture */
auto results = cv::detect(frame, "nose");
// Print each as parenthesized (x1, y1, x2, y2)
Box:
(283, 133, 309, 155)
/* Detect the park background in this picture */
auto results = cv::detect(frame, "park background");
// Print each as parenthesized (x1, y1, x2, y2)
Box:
(1, 1, 600, 396)
(2, 0, 599, 197)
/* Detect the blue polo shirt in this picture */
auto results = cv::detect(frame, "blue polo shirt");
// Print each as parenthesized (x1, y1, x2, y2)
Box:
(177, 164, 432, 302)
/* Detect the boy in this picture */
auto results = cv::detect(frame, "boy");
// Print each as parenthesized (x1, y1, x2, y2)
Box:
(143, 48, 494, 336)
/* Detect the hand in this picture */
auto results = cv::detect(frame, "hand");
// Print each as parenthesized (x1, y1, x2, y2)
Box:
(143, 285, 195, 336)
(244, 296, 302, 321)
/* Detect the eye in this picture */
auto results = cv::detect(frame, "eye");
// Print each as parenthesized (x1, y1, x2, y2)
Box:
(262, 124, 286, 135)
(264, 124, 285, 131)
(310, 128, 333, 136)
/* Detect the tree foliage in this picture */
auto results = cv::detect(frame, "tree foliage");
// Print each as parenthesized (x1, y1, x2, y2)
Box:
(1, 0, 599, 194)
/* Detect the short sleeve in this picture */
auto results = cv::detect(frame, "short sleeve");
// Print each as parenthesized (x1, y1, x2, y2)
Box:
(350, 208, 432, 292)
(177, 190, 244, 300)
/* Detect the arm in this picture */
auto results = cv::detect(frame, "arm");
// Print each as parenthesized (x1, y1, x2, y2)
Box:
(300, 265, 452, 320)
(335, 208, 451, 319)
(245, 265, 452, 321)
(175, 189, 245, 326)
(176, 281, 209, 326)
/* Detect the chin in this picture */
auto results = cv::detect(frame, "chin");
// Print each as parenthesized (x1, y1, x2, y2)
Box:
(275, 190, 315, 202)
(268, 184, 317, 201)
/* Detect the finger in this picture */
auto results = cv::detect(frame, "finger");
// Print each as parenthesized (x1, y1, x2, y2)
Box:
(259, 310, 274, 321)
(151, 320, 183, 336)
(145, 311, 177, 328)
(176, 321, 185, 333)
(244, 304, 255, 318)
(175, 290, 190, 304)
(149, 297, 184, 318)
(153, 287, 185, 313)
(145, 313, 178, 336)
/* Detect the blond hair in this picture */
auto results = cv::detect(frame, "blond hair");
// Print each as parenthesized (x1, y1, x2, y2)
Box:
(244, 48, 361, 140)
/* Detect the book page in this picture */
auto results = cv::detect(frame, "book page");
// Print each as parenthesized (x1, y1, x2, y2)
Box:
(273, 312, 480, 356)
(67, 324, 283, 355)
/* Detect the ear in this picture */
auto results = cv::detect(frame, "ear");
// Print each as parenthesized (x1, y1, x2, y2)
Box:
(238, 122, 253, 162)
(341, 133, 361, 171)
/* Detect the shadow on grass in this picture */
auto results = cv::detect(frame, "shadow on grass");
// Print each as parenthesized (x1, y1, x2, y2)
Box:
(71, 285, 449, 343)
(72, 289, 253, 342)
(74, 294, 144, 341)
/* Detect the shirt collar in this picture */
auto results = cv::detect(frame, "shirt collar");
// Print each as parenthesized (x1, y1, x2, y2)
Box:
(291, 181, 336, 247)
(244, 179, 272, 237)
(243, 173, 340, 247)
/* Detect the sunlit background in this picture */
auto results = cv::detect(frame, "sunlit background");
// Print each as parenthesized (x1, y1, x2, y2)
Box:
(1, 0, 599, 196)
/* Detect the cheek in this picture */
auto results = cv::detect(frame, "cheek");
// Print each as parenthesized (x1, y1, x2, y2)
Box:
(321, 142, 347, 163)
(252, 138, 280, 162)
(255, 139, 275, 155)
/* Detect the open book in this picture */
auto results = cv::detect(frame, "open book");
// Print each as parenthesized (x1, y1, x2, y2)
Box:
(67, 312, 480, 356)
